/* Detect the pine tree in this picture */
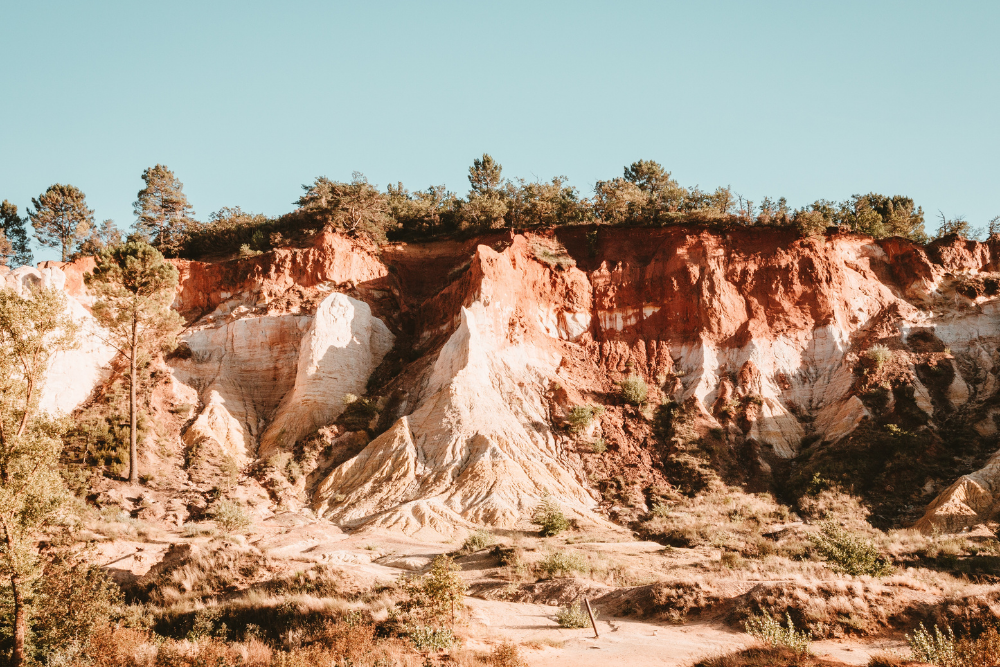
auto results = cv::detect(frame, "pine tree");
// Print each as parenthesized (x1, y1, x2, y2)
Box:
(73, 219, 122, 259)
(85, 241, 182, 484)
(0, 201, 34, 268)
(133, 165, 195, 256)
(28, 185, 93, 262)
(0, 286, 76, 666)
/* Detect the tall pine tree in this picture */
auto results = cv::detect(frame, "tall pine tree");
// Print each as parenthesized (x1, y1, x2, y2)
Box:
(133, 165, 195, 256)
(0, 202, 33, 268)
(28, 185, 93, 262)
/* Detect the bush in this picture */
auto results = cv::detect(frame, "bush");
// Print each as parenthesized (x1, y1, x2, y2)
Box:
(483, 641, 528, 667)
(744, 612, 811, 654)
(537, 551, 587, 578)
(906, 622, 1000, 667)
(403, 554, 466, 626)
(406, 624, 456, 650)
(567, 404, 603, 433)
(556, 601, 594, 629)
(865, 344, 893, 369)
(341, 393, 380, 431)
(808, 521, 892, 577)
(462, 529, 495, 553)
(532, 493, 570, 537)
(208, 499, 252, 534)
(590, 437, 607, 454)
(618, 374, 648, 405)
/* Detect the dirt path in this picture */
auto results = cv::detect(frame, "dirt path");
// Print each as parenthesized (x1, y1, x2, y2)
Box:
(462, 598, 907, 666)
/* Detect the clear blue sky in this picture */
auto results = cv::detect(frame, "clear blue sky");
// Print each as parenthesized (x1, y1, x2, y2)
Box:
(2, 1, 998, 261)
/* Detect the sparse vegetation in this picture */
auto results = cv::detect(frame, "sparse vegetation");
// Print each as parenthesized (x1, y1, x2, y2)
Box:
(865, 344, 894, 369)
(208, 498, 252, 534)
(744, 612, 811, 654)
(536, 551, 587, 578)
(555, 601, 593, 629)
(618, 374, 648, 405)
(532, 493, 570, 537)
(567, 404, 603, 432)
(808, 521, 893, 577)
(462, 529, 496, 553)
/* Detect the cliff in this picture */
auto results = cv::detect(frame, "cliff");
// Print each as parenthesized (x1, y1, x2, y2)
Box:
(36, 226, 1000, 536)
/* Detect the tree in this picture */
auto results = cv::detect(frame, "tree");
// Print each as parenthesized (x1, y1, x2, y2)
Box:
(468, 154, 503, 195)
(463, 155, 508, 230)
(133, 165, 196, 256)
(73, 219, 122, 260)
(0, 286, 76, 666)
(85, 242, 182, 484)
(0, 202, 33, 268)
(28, 184, 94, 262)
(935, 210, 981, 240)
(296, 172, 394, 242)
(840, 194, 926, 242)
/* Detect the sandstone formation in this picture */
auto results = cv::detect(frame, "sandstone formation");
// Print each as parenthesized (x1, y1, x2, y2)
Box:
(23, 227, 1000, 536)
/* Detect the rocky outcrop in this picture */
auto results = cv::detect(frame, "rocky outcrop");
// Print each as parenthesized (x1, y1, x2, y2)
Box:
(1, 264, 116, 416)
(25, 227, 1000, 536)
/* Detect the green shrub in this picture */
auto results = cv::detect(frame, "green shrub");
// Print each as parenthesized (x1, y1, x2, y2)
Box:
(865, 344, 893, 369)
(618, 374, 648, 405)
(744, 612, 811, 654)
(407, 624, 456, 650)
(808, 521, 892, 577)
(590, 437, 607, 454)
(567, 405, 603, 433)
(537, 551, 587, 578)
(908, 623, 957, 666)
(208, 499, 252, 534)
(462, 529, 495, 553)
(483, 641, 528, 667)
(403, 555, 466, 626)
(556, 601, 594, 628)
(532, 493, 570, 537)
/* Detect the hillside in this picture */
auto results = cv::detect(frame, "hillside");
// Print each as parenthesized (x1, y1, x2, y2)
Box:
(15, 224, 1000, 665)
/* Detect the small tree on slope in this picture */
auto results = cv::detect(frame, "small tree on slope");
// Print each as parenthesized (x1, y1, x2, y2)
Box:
(85, 241, 183, 484)
(0, 286, 76, 666)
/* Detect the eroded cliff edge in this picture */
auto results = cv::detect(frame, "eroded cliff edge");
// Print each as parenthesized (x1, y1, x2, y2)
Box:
(38, 226, 1000, 537)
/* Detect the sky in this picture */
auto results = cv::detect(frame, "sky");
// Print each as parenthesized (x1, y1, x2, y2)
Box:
(1, 1, 998, 262)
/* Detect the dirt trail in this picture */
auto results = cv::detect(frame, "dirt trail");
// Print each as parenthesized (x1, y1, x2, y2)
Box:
(463, 597, 906, 666)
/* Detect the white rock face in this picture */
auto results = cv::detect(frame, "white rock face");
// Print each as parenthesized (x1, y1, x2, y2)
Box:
(171, 292, 393, 460)
(2, 266, 116, 416)
(313, 301, 598, 538)
(260, 293, 394, 456)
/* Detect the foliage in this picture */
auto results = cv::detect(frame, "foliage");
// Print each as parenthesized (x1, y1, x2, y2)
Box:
(296, 172, 394, 243)
(0, 201, 33, 268)
(618, 374, 648, 406)
(555, 601, 593, 628)
(208, 499, 252, 534)
(19, 549, 123, 662)
(133, 164, 196, 256)
(0, 286, 76, 665)
(406, 624, 456, 651)
(744, 612, 811, 654)
(461, 529, 495, 553)
(483, 642, 527, 667)
(74, 219, 122, 260)
(86, 241, 183, 483)
(906, 623, 1000, 667)
(935, 210, 982, 241)
(807, 521, 893, 577)
(865, 345, 893, 370)
(340, 393, 380, 431)
(537, 551, 587, 578)
(28, 183, 94, 261)
(590, 437, 607, 454)
(532, 493, 570, 536)
(567, 404, 603, 433)
(181, 206, 286, 259)
(402, 554, 466, 626)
